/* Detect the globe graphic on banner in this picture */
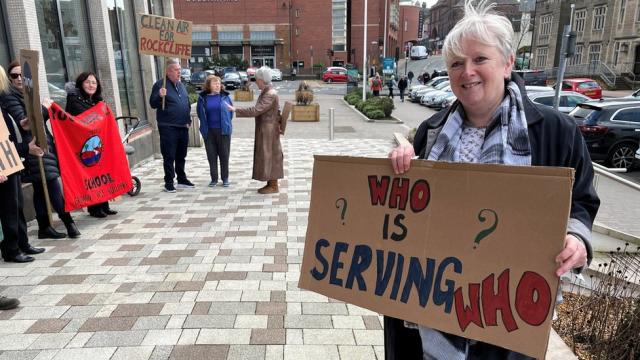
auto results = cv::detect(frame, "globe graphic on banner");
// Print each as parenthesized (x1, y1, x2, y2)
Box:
(80, 135, 103, 167)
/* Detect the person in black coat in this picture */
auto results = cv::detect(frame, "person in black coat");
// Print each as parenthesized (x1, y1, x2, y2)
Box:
(0, 65, 45, 262)
(0, 61, 79, 239)
(397, 76, 408, 102)
(65, 71, 117, 218)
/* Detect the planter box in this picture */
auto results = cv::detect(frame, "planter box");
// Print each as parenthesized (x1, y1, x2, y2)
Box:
(292, 104, 320, 122)
(234, 90, 253, 102)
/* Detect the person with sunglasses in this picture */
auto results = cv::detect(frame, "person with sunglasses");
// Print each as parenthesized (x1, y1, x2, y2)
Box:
(0, 61, 80, 239)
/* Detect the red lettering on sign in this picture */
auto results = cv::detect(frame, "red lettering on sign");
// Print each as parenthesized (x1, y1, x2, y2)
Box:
(515, 271, 552, 326)
(454, 284, 483, 331)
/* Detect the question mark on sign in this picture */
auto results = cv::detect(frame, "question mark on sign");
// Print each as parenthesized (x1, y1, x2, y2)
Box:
(335, 198, 347, 225)
(474, 208, 498, 249)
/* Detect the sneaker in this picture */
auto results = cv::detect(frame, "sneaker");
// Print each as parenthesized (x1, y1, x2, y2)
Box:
(163, 183, 177, 193)
(177, 179, 195, 189)
(222, 181, 230, 187)
(208, 181, 218, 187)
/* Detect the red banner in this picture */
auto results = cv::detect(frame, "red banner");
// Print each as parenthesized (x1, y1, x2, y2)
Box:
(49, 102, 132, 212)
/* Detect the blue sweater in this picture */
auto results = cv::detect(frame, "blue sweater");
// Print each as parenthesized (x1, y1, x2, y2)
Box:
(149, 79, 191, 127)
(206, 94, 222, 129)
(196, 90, 233, 137)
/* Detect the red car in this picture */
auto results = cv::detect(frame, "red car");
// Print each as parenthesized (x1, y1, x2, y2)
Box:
(560, 78, 602, 99)
(322, 68, 348, 83)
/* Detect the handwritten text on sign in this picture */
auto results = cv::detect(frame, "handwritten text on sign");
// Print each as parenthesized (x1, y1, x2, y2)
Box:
(138, 14, 192, 58)
(298, 156, 573, 359)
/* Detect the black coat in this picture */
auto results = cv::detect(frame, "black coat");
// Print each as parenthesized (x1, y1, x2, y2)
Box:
(385, 74, 600, 359)
(65, 89, 99, 116)
(0, 86, 59, 183)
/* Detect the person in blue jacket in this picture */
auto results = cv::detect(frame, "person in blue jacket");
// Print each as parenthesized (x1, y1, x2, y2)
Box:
(149, 58, 194, 193)
(196, 75, 234, 187)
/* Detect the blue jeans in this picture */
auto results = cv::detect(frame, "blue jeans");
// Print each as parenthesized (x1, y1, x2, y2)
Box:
(158, 126, 189, 186)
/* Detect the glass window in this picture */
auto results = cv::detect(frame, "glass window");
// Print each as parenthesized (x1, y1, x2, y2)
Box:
(534, 96, 553, 106)
(567, 96, 587, 107)
(613, 108, 640, 122)
(107, 0, 147, 123)
(0, 5, 11, 67)
(250, 31, 275, 41)
(35, 0, 95, 107)
(574, 9, 586, 33)
(193, 32, 212, 41)
(593, 6, 607, 31)
(332, 0, 346, 50)
(218, 32, 243, 41)
(562, 82, 573, 90)
(568, 44, 583, 66)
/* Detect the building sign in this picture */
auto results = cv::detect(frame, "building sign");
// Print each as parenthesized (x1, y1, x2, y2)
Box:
(252, 46, 275, 56)
(298, 156, 573, 360)
(138, 14, 192, 58)
(418, 10, 425, 39)
(382, 57, 395, 74)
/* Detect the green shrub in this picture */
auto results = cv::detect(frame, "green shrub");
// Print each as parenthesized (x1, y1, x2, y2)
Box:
(369, 97, 394, 117)
(366, 109, 386, 119)
(356, 100, 366, 111)
(188, 93, 198, 105)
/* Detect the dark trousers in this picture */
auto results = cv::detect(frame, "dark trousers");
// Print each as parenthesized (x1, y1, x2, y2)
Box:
(388, 87, 394, 98)
(0, 173, 30, 258)
(159, 126, 189, 186)
(88, 202, 111, 216)
(203, 128, 231, 183)
(31, 178, 65, 219)
(399, 89, 405, 102)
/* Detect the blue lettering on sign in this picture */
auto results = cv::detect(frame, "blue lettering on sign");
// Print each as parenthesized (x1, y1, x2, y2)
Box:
(310, 238, 461, 312)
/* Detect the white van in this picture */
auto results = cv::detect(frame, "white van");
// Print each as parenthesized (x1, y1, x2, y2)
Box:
(410, 46, 428, 60)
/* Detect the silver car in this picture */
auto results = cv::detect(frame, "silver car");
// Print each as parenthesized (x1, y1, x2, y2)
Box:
(527, 91, 591, 114)
(271, 68, 282, 81)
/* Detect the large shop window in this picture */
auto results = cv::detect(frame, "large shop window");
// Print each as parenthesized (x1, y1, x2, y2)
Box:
(0, 5, 11, 68)
(147, 0, 165, 77)
(35, 0, 95, 107)
(107, 0, 147, 124)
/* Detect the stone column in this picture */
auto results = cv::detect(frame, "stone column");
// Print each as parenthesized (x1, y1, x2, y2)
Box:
(5, 0, 49, 99)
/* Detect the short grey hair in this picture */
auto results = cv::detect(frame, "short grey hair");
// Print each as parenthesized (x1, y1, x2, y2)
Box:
(166, 58, 180, 69)
(255, 66, 272, 85)
(442, 0, 514, 65)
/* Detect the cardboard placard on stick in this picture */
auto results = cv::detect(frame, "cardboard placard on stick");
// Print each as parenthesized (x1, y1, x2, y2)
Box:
(138, 14, 192, 59)
(280, 101, 292, 135)
(0, 112, 24, 176)
(20, 49, 47, 152)
(298, 156, 574, 359)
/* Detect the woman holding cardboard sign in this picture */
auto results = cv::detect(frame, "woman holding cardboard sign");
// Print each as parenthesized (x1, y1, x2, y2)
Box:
(387, 1, 599, 359)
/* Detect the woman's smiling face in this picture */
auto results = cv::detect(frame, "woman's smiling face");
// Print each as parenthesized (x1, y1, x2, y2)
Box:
(447, 37, 514, 117)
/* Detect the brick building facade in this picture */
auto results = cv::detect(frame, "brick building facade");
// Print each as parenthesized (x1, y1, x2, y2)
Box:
(174, 0, 401, 73)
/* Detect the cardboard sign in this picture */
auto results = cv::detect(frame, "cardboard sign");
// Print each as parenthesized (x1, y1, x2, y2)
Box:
(299, 156, 574, 359)
(0, 112, 24, 176)
(280, 101, 292, 135)
(20, 49, 47, 152)
(138, 14, 192, 59)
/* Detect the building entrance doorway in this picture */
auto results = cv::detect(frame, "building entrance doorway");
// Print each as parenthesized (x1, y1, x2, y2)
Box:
(251, 46, 275, 68)
(252, 57, 274, 68)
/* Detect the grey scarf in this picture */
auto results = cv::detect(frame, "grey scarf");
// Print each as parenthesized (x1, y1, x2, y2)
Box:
(428, 81, 531, 166)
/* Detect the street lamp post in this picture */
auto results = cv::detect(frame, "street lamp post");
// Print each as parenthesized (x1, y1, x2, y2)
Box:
(362, 0, 368, 101)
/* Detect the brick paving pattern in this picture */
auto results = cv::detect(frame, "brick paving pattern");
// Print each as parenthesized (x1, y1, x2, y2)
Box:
(0, 138, 393, 360)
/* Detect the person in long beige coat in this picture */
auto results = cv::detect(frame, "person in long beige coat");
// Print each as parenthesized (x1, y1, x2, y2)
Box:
(227, 66, 283, 194)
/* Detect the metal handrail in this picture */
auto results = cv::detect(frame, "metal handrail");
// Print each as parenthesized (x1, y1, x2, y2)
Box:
(592, 162, 640, 192)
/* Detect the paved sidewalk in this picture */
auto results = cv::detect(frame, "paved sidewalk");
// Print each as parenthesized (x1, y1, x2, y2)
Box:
(0, 139, 392, 360)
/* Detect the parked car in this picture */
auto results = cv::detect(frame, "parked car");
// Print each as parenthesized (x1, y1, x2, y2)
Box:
(514, 69, 547, 86)
(222, 66, 237, 76)
(410, 45, 428, 60)
(412, 80, 449, 103)
(222, 72, 243, 89)
(322, 68, 348, 83)
(271, 68, 283, 81)
(247, 67, 257, 80)
(423, 86, 455, 109)
(238, 71, 249, 83)
(409, 76, 448, 101)
(569, 100, 640, 169)
(527, 91, 591, 114)
(560, 78, 602, 99)
(190, 71, 207, 89)
(180, 68, 191, 83)
(418, 82, 451, 105)
(525, 85, 554, 93)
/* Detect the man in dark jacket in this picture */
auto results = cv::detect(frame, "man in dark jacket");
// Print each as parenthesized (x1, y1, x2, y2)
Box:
(150, 58, 194, 193)
(397, 76, 408, 102)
